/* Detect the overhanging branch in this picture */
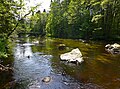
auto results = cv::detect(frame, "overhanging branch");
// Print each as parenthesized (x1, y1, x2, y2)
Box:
(6, 11, 32, 39)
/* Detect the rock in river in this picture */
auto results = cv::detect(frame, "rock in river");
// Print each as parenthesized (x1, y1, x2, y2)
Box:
(105, 43, 120, 54)
(42, 76, 52, 83)
(60, 48, 84, 64)
(58, 44, 66, 50)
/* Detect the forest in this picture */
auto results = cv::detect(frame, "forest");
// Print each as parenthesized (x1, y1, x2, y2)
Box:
(0, 0, 120, 57)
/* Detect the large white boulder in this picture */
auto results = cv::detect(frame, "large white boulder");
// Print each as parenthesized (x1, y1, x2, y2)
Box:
(60, 48, 84, 63)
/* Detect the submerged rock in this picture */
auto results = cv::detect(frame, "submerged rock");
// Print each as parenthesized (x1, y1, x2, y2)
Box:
(42, 76, 52, 83)
(58, 44, 66, 50)
(105, 43, 120, 54)
(60, 48, 84, 64)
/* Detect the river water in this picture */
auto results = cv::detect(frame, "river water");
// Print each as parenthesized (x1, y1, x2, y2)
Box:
(1, 37, 120, 89)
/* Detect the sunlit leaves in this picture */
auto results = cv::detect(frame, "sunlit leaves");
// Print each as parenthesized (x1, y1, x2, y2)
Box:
(91, 14, 103, 23)
(101, 0, 109, 9)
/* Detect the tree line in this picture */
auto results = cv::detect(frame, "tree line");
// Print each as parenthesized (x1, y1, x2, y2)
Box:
(17, 0, 120, 40)
(45, 0, 120, 40)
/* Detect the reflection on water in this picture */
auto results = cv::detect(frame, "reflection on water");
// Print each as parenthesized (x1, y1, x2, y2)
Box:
(14, 44, 33, 58)
(13, 42, 53, 89)
(11, 38, 120, 89)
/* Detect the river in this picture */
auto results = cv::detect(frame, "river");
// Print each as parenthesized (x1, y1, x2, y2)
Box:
(1, 37, 120, 89)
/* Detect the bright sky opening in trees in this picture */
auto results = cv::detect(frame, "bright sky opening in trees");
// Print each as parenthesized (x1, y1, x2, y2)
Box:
(25, 0, 51, 12)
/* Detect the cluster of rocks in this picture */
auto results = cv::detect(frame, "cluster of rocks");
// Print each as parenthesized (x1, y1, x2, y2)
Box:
(105, 43, 120, 54)
(0, 64, 13, 72)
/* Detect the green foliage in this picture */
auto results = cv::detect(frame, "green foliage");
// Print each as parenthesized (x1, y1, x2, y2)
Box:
(0, 0, 42, 58)
(29, 10, 48, 36)
(0, 0, 29, 58)
(45, 0, 120, 40)
(46, 0, 70, 38)
(0, 0, 21, 57)
(0, 38, 8, 58)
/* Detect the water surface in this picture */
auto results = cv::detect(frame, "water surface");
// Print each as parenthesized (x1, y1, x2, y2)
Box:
(1, 37, 120, 89)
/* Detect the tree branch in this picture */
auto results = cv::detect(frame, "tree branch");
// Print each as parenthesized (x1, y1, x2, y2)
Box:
(6, 11, 32, 39)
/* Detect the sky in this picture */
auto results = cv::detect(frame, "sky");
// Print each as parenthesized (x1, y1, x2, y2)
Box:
(25, 0, 51, 12)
